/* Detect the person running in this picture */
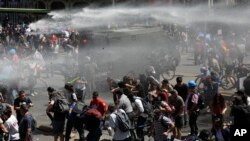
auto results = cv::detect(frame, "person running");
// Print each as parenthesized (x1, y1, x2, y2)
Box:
(64, 83, 84, 141)
(46, 87, 66, 141)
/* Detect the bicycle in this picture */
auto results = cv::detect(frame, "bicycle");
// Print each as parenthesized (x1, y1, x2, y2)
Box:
(147, 53, 176, 81)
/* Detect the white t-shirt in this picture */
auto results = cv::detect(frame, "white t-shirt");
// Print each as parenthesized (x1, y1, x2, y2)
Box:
(134, 97, 147, 117)
(109, 109, 130, 140)
(4, 115, 20, 140)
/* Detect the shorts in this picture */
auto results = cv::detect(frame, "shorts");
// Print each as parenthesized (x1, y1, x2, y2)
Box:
(52, 120, 65, 134)
(175, 115, 184, 128)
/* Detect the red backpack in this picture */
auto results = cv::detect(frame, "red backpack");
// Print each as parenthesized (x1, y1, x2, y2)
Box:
(85, 108, 102, 119)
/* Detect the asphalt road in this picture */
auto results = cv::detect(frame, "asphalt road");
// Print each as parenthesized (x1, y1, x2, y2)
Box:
(26, 49, 250, 141)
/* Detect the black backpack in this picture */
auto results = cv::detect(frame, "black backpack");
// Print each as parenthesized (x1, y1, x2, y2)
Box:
(115, 109, 131, 132)
(135, 97, 153, 115)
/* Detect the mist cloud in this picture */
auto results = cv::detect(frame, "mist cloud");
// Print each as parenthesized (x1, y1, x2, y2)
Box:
(29, 3, 250, 32)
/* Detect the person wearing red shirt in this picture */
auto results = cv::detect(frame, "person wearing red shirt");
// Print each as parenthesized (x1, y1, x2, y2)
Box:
(88, 91, 108, 141)
(89, 91, 108, 118)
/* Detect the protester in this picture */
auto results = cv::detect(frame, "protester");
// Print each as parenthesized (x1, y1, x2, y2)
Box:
(127, 94, 147, 141)
(115, 88, 134, 120)
(74, 77, 87, 103)
(63, 83, 84, 141)
(161, 79, 173, 92)
(88, 91, 108, 140)
(46, 87, 55, 125)
(186, 80, 199, 135)
(151, 109, 174, 141)
(210, 93, 227, 124)
(84, 107, 102, 141)
(46, 87, 66, 141)
(108, 104, 130, 141)
(89, 91, 108, 119)
(174, 76, 189, 126)
(0, 111, 9, 141)
(168, 89, 185, 139)
(14, 90, 33, 124)
(2, 108, 20, 141)
(19, 104, 34, 141)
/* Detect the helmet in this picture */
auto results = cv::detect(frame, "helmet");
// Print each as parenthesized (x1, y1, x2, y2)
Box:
(146, 66, 156, 75)
(200, 66, 207, 74)
(188, 80, 196, 88)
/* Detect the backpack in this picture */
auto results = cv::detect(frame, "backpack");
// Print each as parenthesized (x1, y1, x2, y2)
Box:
(187, 93, 205, 110)
(84, 108, 102, 131)
(115, 109, 131, 132)
(72, 101, 87, 117)
(135, 97, 153, 115)
(85, 108, 102, 119)
(53, 93, 69, 113)
(197, 93, 205, 110)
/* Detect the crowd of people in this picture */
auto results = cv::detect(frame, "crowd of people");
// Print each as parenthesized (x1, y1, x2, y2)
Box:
(0, 15, 250, 141)
(40, 68, 249, 141)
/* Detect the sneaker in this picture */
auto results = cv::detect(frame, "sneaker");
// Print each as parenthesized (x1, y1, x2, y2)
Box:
(31, 93, 35, 96)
